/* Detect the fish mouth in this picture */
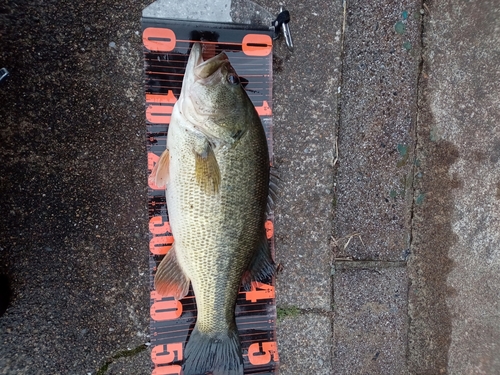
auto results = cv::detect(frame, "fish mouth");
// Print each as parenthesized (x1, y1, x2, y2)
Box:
(195, 48, 229, 78)
(184, 43, 229, 84)
(179, 43, 230, 140)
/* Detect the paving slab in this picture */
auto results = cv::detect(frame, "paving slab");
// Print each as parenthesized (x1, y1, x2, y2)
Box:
(333, 265, 408, 375)
(256, 0, 342, 311)
(277, 312, 333, 375)
(408, 1, 500, 373)
(334, 0, 422, 261)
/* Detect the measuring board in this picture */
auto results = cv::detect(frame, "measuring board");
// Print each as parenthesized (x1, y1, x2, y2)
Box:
(142, 3, 278, 374)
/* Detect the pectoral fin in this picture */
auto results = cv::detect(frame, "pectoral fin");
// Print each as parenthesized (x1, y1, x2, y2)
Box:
(194, 142, 220, 194)
(149, 149, 170, 188)
(154, 244, 190, 300)
(242, 233, 276, 291)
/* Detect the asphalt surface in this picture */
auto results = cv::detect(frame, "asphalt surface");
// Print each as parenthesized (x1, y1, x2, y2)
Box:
(0, 0, 151, 373)
(1, 0, 500, 374)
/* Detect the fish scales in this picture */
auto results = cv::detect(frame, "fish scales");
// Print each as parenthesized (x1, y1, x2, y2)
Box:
(168, 103, 269, 331)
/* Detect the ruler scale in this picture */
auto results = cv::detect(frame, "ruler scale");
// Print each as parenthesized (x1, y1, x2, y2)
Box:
(142, 3, 278, 374)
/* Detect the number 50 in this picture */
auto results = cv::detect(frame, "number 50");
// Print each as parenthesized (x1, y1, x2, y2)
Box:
(248, 341, 279, 365)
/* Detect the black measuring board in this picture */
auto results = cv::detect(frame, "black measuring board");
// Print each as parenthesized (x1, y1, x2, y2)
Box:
(142, 17, 278, 375)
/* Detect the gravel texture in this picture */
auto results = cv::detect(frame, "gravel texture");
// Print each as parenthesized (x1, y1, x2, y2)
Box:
(276, 312, 333, 375)
(334, 0, 421, 261)
(333, 266, 408, 374)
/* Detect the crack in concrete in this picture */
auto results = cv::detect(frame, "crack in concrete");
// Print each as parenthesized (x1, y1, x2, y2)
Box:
(330, 0, 349, 371)
(334, 260, 407, 269)
(407, 0, 426, 370)
(407, 1, 459, 372)
(409, 3, 426, 265)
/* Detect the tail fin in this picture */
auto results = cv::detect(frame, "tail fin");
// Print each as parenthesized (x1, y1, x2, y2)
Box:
(182, 326, 243, 375)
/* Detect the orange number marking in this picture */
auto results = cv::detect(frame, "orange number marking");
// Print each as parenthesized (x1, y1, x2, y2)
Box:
(242, 34, 272, 56)
(148, 152, 160, 171)
(146, 91, 177, 104)
(149, 235, 174, 255)
(143, 28, 176, 52)
(146, 104, 173, 124)
(149, 216, 171, 235)
(248, 341, 279, 365)
(255, 100, 272, 116)
(151, 290, 166, 302)
(151, 343, 183, 365)
(151, 365, 181, 375)
(245, 281, 275, 302)
(150, 297, 182, 321)
(148, 153, 164, 190)
(265, 220, 274, 239)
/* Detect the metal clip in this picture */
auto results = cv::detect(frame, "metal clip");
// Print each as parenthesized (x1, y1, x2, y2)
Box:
(0, 68, 9, 84)
(272, 6, 294, 52)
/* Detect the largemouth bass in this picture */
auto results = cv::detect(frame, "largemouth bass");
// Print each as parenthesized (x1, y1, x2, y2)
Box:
(150, 42, 275, 375)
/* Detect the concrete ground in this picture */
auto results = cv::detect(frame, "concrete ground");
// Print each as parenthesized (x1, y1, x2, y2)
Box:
(0, 0, 499, 374)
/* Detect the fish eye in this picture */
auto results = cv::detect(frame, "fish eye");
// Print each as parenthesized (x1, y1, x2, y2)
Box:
(227, 73, 240, 85)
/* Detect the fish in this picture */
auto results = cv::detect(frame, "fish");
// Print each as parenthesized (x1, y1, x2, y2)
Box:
(150, 42, 275, 375)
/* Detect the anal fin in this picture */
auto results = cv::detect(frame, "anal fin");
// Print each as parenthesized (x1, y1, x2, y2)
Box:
(154, 244, 190, 300)
(242, 233, 276, 291)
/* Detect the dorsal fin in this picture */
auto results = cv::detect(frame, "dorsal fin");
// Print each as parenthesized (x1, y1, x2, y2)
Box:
(266, 167, 280, 213)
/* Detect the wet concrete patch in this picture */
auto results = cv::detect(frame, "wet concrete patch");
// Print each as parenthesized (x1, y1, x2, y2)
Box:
(408, 136, 457, 374)
(409, 1, 500, 373)
(97, 344, 150, 375)
(0, 274, 11, 317)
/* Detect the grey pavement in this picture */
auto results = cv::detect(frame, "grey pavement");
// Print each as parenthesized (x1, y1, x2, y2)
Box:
(408, 1, 500, 373)
(334, 0, 421, 262)
(333, 266, 408, 374)
(1, 0, 499, 374)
